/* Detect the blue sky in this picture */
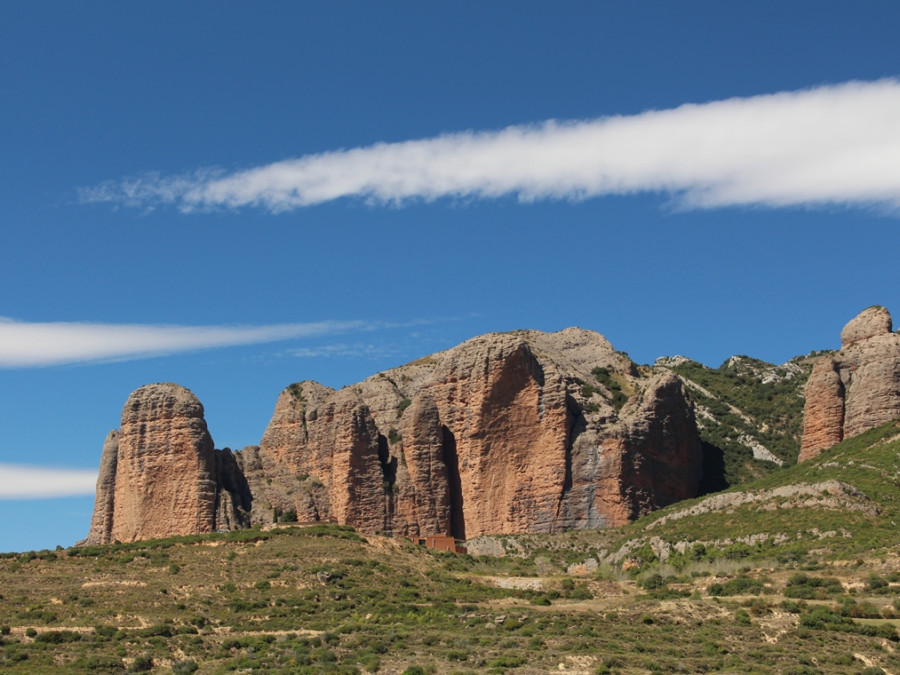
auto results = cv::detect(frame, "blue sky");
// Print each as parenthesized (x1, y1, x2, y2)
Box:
(1, 2, 898, 552)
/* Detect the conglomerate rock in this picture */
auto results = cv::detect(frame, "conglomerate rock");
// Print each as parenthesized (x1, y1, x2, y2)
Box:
(84, 329, 705, 543)
(244, 328, 703, 537)
(80, 383, 249, 545)
(800, 307, 900, 461)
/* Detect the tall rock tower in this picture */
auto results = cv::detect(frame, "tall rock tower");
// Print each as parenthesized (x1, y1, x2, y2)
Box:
(82, 383, 249, 545)
(800, 307, 900, 461)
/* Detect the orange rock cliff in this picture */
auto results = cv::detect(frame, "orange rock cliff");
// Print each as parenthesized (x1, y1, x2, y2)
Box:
(83, 328, 705, 544)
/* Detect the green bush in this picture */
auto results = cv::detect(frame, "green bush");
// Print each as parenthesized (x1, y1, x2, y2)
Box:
(488, 654, 528, 667)
(639, 573, 668, 590)
(35, 630, 82, 644)
(129, 654, 154, 672)
(708, 575, 765, 597)
(784, 573, 844, 599)
(397, 399, 412, 417)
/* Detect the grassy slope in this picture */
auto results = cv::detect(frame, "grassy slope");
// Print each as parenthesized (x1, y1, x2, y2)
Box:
(0, 424, 898, 674)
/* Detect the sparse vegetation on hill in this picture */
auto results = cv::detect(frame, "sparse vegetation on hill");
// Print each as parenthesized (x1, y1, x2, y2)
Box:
(661, 354, 816, 490)
(2, 422, 899, 673)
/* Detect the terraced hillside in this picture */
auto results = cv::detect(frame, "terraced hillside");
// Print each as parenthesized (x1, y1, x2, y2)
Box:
(0, 422, 897, 674)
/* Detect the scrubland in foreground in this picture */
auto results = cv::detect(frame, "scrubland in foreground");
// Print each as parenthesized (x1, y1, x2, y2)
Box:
(1, 422, 898, 674)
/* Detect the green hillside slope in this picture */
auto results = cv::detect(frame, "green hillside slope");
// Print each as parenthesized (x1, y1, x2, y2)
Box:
(1, 422, 898, 674)
(659, 353, 818, 490)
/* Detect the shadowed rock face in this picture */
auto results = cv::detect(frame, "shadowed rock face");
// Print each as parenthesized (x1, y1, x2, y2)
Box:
(84, 329, 704, 543)
(83, 430, 119, 545)
(800, 307, 900, 461)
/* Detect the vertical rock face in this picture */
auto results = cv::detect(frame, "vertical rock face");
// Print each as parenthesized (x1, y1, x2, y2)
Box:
(247, 328, 703, 538)
(83, 430, 119, 546)
(84, 328, 705, 543)
(110, 383, 218, 543)
(800, 307, 900, 461)
(593, 372, 704, 526)
(81, 383, 250, 545)
(799, 360, 845, 458)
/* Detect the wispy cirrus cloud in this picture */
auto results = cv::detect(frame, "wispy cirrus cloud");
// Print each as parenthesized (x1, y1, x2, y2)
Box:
(80, 79, 900, 214)
(0, 464, 98, 499)
(290, 342, 403, 360)
(0, 317, 370, 368)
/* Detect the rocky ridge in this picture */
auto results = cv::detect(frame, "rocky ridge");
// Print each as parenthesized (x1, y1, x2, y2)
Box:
(84, 328, 703, 544)
(800, 306, 900, 461)
(82, 307, 900, 546)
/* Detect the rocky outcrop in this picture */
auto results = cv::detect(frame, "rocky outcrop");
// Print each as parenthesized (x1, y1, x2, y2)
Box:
(81, 383, 250, 545)
(800, 307, 900, 461)
(840, 306, 893, 347)
(84, 329, 704, 544)
(242, 328, 703, 538)
(799, 359, 845, 458)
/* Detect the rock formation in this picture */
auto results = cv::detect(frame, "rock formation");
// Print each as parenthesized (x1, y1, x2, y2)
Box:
(81, 383, 250, 545)
(84, 329, 705, 543)
(242, 328, 701, 537)
(800, 306, 900, 461)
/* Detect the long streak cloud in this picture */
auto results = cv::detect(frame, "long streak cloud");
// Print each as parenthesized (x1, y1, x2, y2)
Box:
(0, 464, 98, 499)
(80, 79, 900, 213)
(0, 318, 368, 367)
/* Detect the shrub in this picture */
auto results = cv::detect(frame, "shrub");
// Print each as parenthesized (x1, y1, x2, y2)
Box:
(35, 630, 82, 644)
(397, 399, 412, 417)
(488, 655, 528, 667)
(784, 573, 844, 599)
(73, 655, 122, 671)
(129, 655, 153, 672)
(639, 573, 667, 590)
(707, 575, 764, 596)
(866, 574, 889, 591)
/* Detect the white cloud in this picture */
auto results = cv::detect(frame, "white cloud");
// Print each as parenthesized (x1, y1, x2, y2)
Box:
(0, 464, 98, 499)
(0, 317, 368, 368)
(80, 79, 900, 213)
(289, 342, 398, 359)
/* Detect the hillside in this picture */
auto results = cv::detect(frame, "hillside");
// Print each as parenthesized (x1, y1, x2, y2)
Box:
(1, 422, 898, 674)
(656, 353, 817, 491)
